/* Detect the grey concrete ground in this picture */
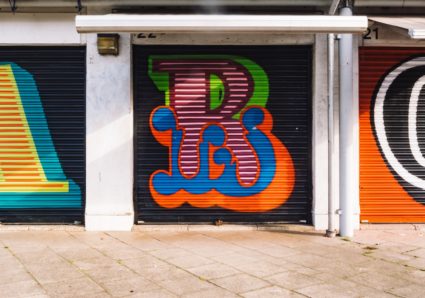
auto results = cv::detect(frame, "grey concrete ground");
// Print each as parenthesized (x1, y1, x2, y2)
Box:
(0, 224, 425, 298)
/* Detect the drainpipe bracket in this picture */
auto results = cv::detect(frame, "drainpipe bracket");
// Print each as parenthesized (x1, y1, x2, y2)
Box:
(325, 229, 337, 238)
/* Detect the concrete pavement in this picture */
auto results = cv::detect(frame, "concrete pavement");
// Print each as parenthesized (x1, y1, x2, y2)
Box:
(0, 224, 425, 297)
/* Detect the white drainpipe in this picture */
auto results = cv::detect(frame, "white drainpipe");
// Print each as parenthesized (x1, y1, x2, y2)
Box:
(326, 32, 336, 238)
(338, 5, 355, 237)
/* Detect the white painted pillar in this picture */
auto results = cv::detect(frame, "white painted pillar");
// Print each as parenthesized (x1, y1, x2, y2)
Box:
(312, 33, 330, 230)
(85, 33, 134, 231)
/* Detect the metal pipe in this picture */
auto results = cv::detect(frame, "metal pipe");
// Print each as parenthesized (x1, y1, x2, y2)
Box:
(338, 5, 354, 237)
(325, 0, 340, 238)
(325, 32, 336, 238)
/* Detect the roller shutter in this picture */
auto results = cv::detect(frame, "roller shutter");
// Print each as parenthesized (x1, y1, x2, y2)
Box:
(134, 45, 312, 223)
(0, 47, 86, 223)
(360, 47, 425, 223)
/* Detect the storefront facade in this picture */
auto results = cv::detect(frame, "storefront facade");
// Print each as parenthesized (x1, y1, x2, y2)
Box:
(88, 31, 324, 230)
(0, 1, 423, 232)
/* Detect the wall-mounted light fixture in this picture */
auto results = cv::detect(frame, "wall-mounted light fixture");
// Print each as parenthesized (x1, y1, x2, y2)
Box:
(97, 34, 120, 56)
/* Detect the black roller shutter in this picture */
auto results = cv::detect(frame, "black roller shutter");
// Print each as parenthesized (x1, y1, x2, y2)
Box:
(0, 46, 86, 223)
(134, 45, 311, 223)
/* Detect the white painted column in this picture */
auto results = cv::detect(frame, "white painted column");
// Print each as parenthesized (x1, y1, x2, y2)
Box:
(312, 33, 329, 230)
(85, 33, 134, 231)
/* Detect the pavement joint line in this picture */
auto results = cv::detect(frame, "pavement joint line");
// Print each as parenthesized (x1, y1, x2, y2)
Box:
(385, 289, 407, 298)
(401, 247, 422, 255)
(239, 284, 307, 297)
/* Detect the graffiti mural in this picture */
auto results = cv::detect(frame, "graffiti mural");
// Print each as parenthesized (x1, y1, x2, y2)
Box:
(147, 55, 295, 212)
(134, 46, 312, 222)
(372, 56, 425, 201)
(360, 47, 425, 222)
(0, 62, 81, 208)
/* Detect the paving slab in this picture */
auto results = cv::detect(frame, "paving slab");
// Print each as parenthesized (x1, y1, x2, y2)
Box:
(0, 225, 424, 297)
(99, 276, 160, 296)
(42, 277, 105, 297)
(210, 273, 270, 293)
(265, 270, 323, 291)
(187, 262, 241, 280)
(24, 260, 86, 284)
(0, 279, 47, 298)
(154, 275, 214, 296)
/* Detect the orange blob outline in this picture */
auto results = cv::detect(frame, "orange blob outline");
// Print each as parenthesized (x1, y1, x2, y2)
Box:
(149, 106, 295, 212)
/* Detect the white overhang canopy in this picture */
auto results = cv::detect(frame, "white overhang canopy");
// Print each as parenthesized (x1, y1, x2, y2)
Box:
(76, 14, 368, 33)
(369, 17, 425, 39)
